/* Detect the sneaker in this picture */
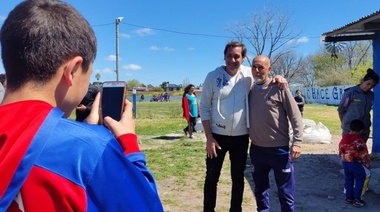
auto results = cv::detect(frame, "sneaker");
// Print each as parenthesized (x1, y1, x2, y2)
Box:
(345, 198, 353, 204)
(353, 199, 366, 208)
(183, 129, 187, 136)
(189, 136, 193, 139)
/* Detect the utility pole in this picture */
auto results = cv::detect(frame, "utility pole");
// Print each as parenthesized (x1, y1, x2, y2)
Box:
(115, 17, 123, 81)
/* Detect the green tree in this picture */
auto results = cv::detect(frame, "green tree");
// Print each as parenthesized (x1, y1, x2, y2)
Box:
(95, 73, 101, 82)
(160, 81, 169, 91)
(126, 79, 140, 90)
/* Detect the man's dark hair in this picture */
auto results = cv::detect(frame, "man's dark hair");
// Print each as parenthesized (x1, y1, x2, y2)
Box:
(224, 41, 247, 58)
(0, 0, 97, 91)
(0, 74, 5, 85)
(349, 119, 364, 133)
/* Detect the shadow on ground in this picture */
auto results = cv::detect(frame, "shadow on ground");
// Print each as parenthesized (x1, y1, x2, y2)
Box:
(152, 135, 183, 141)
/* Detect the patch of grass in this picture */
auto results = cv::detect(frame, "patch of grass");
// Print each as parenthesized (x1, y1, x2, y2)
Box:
(144, 141, 205, 182)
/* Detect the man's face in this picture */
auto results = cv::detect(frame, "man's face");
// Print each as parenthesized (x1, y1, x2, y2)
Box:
(224, 46, 245, 74)
(252, 56, 271, 84)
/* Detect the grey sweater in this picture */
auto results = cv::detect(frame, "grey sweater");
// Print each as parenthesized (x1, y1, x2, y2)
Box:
(249, 80, 303, 148)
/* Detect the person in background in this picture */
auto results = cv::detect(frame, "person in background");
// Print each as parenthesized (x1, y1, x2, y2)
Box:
(182, 84, 200, 139)
(140, 94, 145, 102)
(249, 55, 303, 212)
(200, 41, 287, 212)
(294, 89, 305, 117)
(0, 74, 5, 103)
(338, 68, 379, 142)
(339, 119, 371, 208)
(76, 83, 100, 122)
(0, 0, 163, 211)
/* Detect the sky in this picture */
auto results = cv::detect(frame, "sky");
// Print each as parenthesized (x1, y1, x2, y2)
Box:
(0, 0, 379, 87)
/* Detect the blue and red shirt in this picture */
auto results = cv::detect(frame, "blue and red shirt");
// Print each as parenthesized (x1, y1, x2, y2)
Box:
(0, 101, 163, 211)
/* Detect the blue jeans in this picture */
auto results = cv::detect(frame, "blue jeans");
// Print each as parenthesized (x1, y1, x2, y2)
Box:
(203, 133, 249, 212)
(250, 149, 295, 212)
(343, 162, 366, 200)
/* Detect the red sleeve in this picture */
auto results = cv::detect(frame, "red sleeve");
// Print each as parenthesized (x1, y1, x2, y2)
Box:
(116, 133, 140, 155)
(182, 96, 190, 121)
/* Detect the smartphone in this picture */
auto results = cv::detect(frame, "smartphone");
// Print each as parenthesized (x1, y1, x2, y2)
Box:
(101, 81, 127, 124)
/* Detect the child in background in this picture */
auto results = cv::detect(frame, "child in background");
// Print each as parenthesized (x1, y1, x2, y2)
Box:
(339, 119, 371, 208)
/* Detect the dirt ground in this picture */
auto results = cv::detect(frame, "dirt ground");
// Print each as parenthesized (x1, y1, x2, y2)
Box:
(157, 134, 380, 212)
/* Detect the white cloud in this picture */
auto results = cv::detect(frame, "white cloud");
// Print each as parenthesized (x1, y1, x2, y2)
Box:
(93, 68, 114, 74)
(286, 39, 295, 45)
(122, 64, 142, 70)
(297, 36, 309, 43)
(149, 46, 174, 52)
(149, 46, 160, 51)
(120, 33, 131, 39)
(187, 47, 195, 51)
(135, 28, 154, 36)
(105, 55, 117, 61)
(163, 46, 175, 52)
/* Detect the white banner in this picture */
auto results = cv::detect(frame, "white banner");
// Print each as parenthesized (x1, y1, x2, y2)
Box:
(291, 85, 354, 105)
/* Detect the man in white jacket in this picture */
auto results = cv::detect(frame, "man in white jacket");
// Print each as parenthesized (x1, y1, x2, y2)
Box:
(201, 41, 286, 212)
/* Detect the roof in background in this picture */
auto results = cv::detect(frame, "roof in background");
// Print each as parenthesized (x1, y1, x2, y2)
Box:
(322, 10, 380, 42)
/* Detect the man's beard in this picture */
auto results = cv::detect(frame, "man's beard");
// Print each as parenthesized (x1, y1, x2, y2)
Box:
(254, 76, 266, 84)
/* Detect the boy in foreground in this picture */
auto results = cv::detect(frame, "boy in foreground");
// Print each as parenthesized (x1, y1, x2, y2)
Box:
(339, 119, 371, 208)
(0, 0, 163, 211)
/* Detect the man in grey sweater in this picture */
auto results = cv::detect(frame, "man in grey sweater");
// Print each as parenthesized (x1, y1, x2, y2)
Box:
(249, 55, 303, 212)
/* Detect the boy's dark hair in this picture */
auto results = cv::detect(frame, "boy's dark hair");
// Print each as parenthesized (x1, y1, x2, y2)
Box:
(0, 0, 97, 91)
(224, 41, 247, 58)
(349, 119, 364, 133)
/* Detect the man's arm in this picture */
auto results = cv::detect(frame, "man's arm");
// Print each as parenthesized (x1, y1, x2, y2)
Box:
(283, 88, 303, 161)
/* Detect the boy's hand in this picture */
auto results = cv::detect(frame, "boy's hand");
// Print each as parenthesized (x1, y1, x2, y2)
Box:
(85, 93, 100, 124)
(104, 99, 135, 137)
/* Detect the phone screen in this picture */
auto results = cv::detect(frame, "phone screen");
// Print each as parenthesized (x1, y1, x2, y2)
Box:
(101, 81, 126, 122)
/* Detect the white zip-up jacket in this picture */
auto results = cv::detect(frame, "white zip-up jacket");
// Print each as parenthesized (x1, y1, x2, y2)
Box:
(200, 65, 253, 136)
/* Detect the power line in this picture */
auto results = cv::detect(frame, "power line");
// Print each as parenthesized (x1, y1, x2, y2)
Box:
(121, 22, 232, 38)
(91, 22, 323, 40)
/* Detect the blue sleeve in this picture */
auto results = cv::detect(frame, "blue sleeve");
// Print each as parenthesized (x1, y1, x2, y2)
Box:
(86, 138, 163, 212)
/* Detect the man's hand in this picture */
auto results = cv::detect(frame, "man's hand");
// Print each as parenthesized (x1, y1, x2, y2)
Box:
(76, 104, 86, 112)
(272, 75, 288, 89)
(205, 136, 221, 159)
(290, 144, 301, 161)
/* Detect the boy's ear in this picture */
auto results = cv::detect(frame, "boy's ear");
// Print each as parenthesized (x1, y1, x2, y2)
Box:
(62, 56, 84, 86)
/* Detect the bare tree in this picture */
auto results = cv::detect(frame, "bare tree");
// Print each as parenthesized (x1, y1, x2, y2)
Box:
(228, 6, 301, 66)
(342, 41, 372, 71)
(271, 51, 307, 84)
(182, 77, 191, 89)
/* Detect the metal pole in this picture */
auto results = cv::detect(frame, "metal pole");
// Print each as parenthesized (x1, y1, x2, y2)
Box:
(132, 88, 136, 118)
(115, 17, 123, 81)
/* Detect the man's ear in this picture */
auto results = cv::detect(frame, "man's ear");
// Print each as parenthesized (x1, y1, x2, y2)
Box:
(62, 56, 84, 86)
